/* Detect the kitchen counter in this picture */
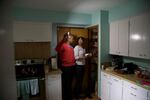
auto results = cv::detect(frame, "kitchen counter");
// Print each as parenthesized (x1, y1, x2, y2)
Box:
(102, 67, 150, 90)
(45, 69, 62, 75)
(44, 65, 62, 75)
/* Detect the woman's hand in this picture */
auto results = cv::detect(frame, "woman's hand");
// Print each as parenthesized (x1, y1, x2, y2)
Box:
(85, 53, 92, 57)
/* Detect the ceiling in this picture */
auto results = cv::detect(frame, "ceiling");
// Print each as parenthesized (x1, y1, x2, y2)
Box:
(14, 0, 130, 14)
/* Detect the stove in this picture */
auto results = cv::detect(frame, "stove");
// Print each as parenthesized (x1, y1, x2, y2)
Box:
(15, 59, 45, 80)
(15, 59, 46, 100)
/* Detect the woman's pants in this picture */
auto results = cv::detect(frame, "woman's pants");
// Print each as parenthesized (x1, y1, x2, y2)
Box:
(62, 66, 75, 100)
(74, 65, 84, 98)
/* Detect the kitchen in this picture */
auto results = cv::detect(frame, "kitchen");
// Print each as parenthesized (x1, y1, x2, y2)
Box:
(0, 0, 150, 100)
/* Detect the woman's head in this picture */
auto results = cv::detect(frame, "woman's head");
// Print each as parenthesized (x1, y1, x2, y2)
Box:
(77, 36, 84, 46)
(63, 32, 74, 44)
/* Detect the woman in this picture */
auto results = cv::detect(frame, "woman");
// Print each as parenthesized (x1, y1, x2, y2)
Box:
(74, 37, 89, 99)
(55, 32, 75, 100)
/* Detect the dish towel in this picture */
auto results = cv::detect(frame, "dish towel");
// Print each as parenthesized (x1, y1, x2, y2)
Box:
(17, 81, 21, 98)
(20, 80, 30, 100)
(29, 79, 39, 95)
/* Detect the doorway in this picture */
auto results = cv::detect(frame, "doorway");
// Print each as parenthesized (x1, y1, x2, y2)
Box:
(57, 25, 98, 99)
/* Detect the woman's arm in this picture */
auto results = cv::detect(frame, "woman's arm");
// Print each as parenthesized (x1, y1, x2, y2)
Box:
(74, 46, 80, 60)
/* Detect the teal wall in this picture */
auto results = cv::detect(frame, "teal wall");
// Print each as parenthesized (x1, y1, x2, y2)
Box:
(91, 10, 111, 64)
(51, 23, 58, 56)
(13, 7, 92, 56)
(109, 0, 150, 68)
(124, 57, 150, 69)
(91, 10, 111, 98)
(109, 0, 150, 22)
(91, 10, 101, 97)
(100, 11, 111, 63)
(13, 8, 92, 25)
(91, 10, 101, 25)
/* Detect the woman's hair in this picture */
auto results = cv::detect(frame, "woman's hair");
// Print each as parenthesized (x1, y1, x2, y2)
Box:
(76, 36, 84, 44)
(62, 32, 73, 42)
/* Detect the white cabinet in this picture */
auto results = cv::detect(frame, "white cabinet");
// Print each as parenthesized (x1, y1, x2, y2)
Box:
(13, 21, 52, 42)
(101, 71, 149, 100)
(109, 75, 123, 100)
(129, 12, 150, 59)
(122, 80, 149, 100)
(101, 72, 123, 100)
(148, 91, 150, 100)
(45, 73, 62, 100)
(109, 19, 129, 56)
(109, 21, 118, 55)
(101, 72, 110, 100)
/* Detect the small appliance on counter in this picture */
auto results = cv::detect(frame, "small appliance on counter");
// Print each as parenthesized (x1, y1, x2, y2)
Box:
(111, 55, 123, 68)
(134, 67, 150, 79)
(46, 56, 58, 71)
(114, 62, 138, 74)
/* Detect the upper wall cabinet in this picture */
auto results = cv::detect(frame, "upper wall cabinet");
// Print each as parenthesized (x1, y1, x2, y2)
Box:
(109, 19, 129, 56)
(129, 12, 150, 59)
(13, 21, 52, 42)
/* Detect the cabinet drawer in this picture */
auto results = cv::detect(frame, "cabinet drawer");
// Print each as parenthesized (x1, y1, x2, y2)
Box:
(110, 75, 122, 84)
(123, 80, 148, 97)
(123, 87, 148, 100)
(47, 74, 61, 81)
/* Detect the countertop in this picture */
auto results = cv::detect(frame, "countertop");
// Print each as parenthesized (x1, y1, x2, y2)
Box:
(102, 67, 150, 90)
(45, 69, 62, 75)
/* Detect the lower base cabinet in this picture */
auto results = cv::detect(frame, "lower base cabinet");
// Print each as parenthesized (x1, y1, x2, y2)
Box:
(123, 81, 149, 100)
(148, 91, 150, 100)
(45, 73, 62, 100)
(101, 71, 149, 100)
(101, 72, 110, 100)
(109, 76, 122, 100)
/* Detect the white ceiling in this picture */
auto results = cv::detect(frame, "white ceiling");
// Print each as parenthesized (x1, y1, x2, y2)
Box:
(14, 0, 130, 14)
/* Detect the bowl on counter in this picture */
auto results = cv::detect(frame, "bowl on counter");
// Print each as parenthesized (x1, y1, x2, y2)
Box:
(134, 68, 150, 79)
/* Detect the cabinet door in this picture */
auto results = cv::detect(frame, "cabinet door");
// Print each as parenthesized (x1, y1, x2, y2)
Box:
(109, 19, 129, 56)
(118, 19, 129, 56)
(123, 87, 148, 100)
(143, 13, 150, 59)
(109, 76, 122, 100)
(47, 80, 62, 100)
(129, 13, 149, 59)
(46, 74, 62, 100)
(13, 21, 52, 42)
(101, 72, 110, 100)
(109, 21, 119, 55)
(123, 87, 137, 100)
(148, 91, 150, 100)
(123, 80, 148, 100)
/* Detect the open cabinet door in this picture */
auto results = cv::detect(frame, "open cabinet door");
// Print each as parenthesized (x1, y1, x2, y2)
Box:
(86, 25, 99, 97)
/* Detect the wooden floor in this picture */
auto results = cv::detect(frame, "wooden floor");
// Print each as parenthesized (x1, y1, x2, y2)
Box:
(83, 95, 100, 100)
(72, 94, 100, 100)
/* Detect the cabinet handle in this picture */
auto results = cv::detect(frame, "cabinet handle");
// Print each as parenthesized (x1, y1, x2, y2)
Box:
(130, 93, 136, 97)
(104, 74, 107, 77)
(131, 86, 137, 90)
(116, 51, 120, 54)
(139, 54, 143, 56)
(109, 82, 112, 85)
(39, 78, 45, 80)
(113, 79, 119, 82)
